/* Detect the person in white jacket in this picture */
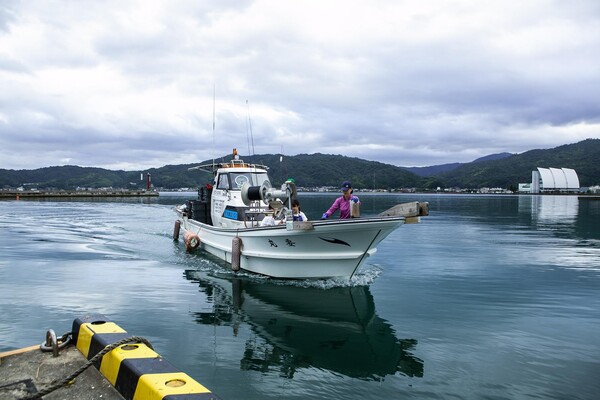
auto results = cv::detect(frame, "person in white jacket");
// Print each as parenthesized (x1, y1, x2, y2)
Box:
(261, 203, 282, 226)
(291, 199, 308, 222)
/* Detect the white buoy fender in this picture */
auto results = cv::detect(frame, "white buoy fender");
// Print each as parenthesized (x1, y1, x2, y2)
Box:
(183, 231, 200, 251)
(232, 237, 242, 272)
(173, 220, 181, 241)
(350, 201, 360, 218)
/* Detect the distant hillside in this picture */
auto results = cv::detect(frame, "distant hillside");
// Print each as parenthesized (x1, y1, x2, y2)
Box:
(1, 141, 598, 190)
(241, 153, 422, 189)
(439, 139, 600, 188)
(0, 154, 422, 190)
(0, 164, 208, 191)
(473, 153, 514, 163)
(405, 152, 512, 177)
(0, 166, 133, 189)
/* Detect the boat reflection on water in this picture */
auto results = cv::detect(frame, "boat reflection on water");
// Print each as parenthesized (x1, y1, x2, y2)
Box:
(184, 271, 424, 380)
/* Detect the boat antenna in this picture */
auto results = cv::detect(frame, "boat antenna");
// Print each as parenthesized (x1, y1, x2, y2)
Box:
(281, 144, 288, 183)
(212, 84, 216, 170)
(246, 100, 255, 155)
(245, 100, 251, 155)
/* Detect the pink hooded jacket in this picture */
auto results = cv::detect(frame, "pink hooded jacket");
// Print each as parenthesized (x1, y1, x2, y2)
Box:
(324, 195, 359, 219)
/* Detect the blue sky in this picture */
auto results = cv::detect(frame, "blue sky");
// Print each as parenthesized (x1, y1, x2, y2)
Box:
(1, 0, 599, 170)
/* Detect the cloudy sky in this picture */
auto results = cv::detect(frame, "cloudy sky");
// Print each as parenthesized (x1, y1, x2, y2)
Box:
(1, 0, 599, 171)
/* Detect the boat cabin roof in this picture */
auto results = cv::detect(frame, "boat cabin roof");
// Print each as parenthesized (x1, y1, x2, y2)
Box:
(189, 158, 268, 174)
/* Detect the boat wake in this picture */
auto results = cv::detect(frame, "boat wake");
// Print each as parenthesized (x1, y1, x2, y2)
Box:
(276, 266, 383, 289)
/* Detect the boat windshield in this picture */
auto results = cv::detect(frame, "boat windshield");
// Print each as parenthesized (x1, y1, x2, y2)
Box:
(227, 172, 270, 190)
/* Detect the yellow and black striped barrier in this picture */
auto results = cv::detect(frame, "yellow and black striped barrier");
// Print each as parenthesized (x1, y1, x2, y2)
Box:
(72, 314, 221, 400)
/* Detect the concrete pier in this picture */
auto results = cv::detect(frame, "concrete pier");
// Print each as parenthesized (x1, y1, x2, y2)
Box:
(1, 315, 221, 399)
(0, 344, 124, 400)
(0, 190, 158, 199)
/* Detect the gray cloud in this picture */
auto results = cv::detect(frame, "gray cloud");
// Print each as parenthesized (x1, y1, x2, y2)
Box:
(0, 0, 599, 170)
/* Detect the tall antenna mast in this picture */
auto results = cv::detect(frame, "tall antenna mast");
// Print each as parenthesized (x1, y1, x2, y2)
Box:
(246, 100, 255, 155)
(212, 84, 216, 169)
(245, 100, 251, 155)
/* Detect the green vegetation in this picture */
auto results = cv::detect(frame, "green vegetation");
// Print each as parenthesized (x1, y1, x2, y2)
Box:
(1, 139, 599, 190)
(439, 139, 600, 188)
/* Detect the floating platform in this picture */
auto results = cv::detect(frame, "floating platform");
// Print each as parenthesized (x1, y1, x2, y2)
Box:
(0, 314, 220, 400)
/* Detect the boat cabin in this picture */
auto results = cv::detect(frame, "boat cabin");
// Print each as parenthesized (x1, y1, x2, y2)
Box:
(211, 163, 272, 228)
(186, 150, 296, 229)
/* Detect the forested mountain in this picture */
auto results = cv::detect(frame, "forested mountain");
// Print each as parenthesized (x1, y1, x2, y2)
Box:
(241, 153, 421, 189)
(404, 152, 512, 177)
(0, 154, 422, 190)
(439, 139, 600, 188)
(1, 139, 599, 190)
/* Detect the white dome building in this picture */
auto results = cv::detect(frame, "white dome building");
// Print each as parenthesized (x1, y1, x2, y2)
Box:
(531, 168, 580, 193)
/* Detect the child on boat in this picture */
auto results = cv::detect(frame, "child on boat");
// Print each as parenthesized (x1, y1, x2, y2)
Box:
(292, 198, 308, 222)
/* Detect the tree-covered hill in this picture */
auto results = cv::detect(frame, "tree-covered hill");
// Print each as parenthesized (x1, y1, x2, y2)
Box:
(0, 154, 423, 190)
(439, 139, 600, 188)
(404, 152, 512, 177)
(241, 153, 422, 189)
(1, 139, 599, 190)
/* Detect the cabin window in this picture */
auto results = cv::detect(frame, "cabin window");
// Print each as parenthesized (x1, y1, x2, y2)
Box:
(218, 172, 271, 190)
(217, 174, 229, 190)
(253, 173, 270, 186)
(230, 173, 251, 189)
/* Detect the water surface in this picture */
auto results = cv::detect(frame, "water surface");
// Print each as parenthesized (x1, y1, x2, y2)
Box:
(1, 194, 599, 399)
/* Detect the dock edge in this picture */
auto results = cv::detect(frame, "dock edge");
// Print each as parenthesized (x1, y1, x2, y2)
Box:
(72, 314, 221, 400)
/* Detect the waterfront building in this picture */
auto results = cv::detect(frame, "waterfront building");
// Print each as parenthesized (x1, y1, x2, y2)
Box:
(528, 167, 580, 194)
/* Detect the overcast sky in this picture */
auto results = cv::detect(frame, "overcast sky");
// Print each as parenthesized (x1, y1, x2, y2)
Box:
(1, 0, 599, 171)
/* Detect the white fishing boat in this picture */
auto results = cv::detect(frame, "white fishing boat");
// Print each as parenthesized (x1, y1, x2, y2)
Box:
(174, 150, 428, 279)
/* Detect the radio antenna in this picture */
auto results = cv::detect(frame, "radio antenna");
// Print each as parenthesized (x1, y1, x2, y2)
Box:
(246, 100, 255, 155)
(212, 84, 216, 169)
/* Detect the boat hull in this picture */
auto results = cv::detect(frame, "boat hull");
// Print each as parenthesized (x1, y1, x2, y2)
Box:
(176, 211, 404, 279)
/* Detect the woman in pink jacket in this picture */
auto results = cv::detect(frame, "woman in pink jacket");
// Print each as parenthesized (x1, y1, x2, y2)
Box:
(321, 181, 360, 219)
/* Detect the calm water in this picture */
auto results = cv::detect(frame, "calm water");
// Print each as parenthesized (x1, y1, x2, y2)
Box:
(1, 194, 599, 399)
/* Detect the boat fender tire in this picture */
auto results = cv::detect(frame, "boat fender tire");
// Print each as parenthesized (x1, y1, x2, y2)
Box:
(232, 237, 242, 272)
(183, 231, 200, 251)
(173, 220, 181, 241)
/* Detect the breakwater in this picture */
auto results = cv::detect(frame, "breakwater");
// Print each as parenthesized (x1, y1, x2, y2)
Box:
(0, 190, 158, 199)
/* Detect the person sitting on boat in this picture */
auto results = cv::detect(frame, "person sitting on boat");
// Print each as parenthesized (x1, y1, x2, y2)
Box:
(261, 203, 283, 226)
(291, 198, 308, 222)
(321, 181, 360, 219)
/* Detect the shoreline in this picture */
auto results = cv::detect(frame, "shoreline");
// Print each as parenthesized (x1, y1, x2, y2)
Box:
(0, 190, 159, 199)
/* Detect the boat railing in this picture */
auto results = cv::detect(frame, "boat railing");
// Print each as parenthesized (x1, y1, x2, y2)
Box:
(189, 159, 269, 172)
